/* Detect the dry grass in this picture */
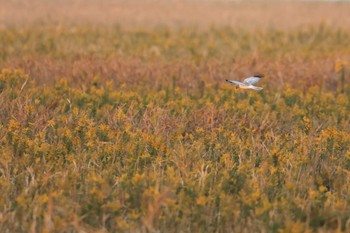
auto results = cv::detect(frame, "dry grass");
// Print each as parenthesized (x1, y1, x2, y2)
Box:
(1, 1, 350, 233)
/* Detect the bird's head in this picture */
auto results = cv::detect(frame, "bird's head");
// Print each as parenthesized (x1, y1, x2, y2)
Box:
(254, 74, 264, 78)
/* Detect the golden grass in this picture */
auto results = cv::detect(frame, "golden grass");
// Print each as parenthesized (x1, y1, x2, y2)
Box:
(0, 7, 350, 233)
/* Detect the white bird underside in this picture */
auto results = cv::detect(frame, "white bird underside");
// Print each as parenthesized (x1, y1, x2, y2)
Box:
(226, 75, 263, 91)
(243, 77, 261, 85)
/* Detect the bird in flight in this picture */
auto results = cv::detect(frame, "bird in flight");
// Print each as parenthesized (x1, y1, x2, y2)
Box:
(226, 74, 264, 90)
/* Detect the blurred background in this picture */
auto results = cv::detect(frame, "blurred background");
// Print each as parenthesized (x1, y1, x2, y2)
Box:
(1, 0, 350, 29)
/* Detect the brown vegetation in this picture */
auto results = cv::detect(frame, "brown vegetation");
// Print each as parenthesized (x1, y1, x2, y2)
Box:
(0, 1, 350, 232)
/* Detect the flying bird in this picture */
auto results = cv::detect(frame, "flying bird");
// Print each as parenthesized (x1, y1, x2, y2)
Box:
(226, 74, 264, 90)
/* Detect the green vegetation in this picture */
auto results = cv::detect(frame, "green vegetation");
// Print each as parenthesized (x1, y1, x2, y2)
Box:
(0, 24, 349, 232)
(1, 25, 350, 61)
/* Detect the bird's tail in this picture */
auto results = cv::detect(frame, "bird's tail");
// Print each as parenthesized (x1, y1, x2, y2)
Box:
(251, 86, 263, 91)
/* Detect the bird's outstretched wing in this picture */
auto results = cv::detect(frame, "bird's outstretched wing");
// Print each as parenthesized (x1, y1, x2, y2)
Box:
(226, 80, 248, 86)
(250, 86, 263, 91)
(243, 77, 261, 85)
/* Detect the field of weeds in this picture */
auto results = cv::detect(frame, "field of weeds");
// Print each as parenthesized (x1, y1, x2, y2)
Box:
(1, 1, 350, 232)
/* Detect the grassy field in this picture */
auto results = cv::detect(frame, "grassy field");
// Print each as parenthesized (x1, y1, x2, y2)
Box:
(1, 1, 350, 233)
